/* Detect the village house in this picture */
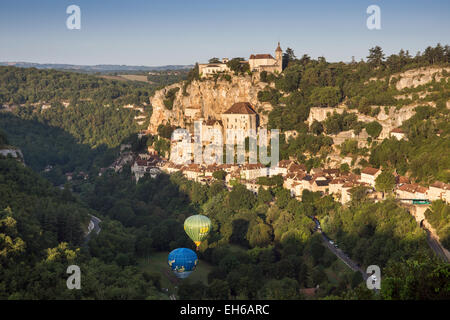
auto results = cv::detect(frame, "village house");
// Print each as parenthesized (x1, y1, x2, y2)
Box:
(329, 178, 345, 196)
(310, 176, 330, 194)
(288, 162, 307, 173)
(165, 162, 184, 174)
(289, 183, 303, 199)
(185, 105, 202, 120)
(201, 119, 224, 143)
(221, 102, 258, 141)
(198, 176, 214, 185)
(270, 159, 293, 176)
(395, 183, 429, 200)
(204, 165, 217, 177)
(198, 58, 231, 78)
(390, 128, 406, 140)
(65, 172, 73, 181)
(183, 164, 204, 182)
(428, 181, 450, 203)
(395, 175, 410, 185)
(244, 180, 260, 194)
(341, 182, 355, 204)
(322, 168, 340, 178)
(240, 163, 268, 180)
(360, 167, 381, 187)
(131, 157, 160, 182)
(283, 172, 301, 190)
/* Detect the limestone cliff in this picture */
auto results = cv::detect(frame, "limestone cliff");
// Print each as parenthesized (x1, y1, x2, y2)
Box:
(307, 66, 450, 139)
(148, 75, 272, 134)
(390, 67, 450, 90)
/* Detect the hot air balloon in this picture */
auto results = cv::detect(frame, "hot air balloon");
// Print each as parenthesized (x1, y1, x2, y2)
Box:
(167, 248, 198, 279)
(184, 215, 211, 249)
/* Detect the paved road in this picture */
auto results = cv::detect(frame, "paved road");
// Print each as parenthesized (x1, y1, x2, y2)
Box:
(85, 214, 102, 243)
(398, 202, 450, 263)
(424, 228, 450, 263)
(310, 217, 368, 281)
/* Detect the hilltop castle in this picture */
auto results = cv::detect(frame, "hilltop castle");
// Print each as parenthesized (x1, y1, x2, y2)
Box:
(198, 43, 284, 78)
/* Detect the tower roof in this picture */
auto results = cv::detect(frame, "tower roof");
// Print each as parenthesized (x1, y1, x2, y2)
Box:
(276, 42, 282, 52)
(223, 102, 256, 115)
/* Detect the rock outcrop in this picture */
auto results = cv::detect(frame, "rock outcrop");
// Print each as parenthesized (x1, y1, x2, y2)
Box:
(391, 67, 450, 90)
(148, 75, 272, 134)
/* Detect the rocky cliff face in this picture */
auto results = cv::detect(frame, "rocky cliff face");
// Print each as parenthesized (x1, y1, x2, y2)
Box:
(148, 66, 448, 136)
(307, 66, 450, 139)
(391, 67, 450, 90)
(148, 75, 272, 134)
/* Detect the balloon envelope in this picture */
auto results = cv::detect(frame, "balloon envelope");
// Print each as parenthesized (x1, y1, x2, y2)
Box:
(184, 215, 211, 247)
(167, 248, 198, 279)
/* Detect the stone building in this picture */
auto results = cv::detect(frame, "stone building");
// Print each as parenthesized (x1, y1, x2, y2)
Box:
(390, 128, 406, 140)
(428, 181, 450, 203)
(221, 102, 258, 141)
(198, 58, 231, 78)
(360, 167, 381, 187)
(249, 42, 283, 74)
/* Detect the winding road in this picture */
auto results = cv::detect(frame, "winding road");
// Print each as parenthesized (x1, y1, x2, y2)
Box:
(85, 214, 102, 243)
(310, 217, 369, 281)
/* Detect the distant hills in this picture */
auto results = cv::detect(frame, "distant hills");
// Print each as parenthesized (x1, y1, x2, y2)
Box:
(0, 62, 194, 73)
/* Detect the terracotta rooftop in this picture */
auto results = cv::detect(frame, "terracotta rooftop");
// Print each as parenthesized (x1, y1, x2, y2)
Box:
(398, 183, 428, 194)
(396, 175, 410, 184)
(242, 163, 265, 170)
(361, 167, 380, 176)
(289, 163, 307, 172)
(391, 128, 405, 133)
(223, 102, 257, 115)
(430, 181, 450, 190)
(203, 119, 223, 126)
(277, 159, 292, 168)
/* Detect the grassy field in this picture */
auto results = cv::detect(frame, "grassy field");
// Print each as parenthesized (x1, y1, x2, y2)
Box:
(139, 251, 213, 298)
(99, 74, 153, 83)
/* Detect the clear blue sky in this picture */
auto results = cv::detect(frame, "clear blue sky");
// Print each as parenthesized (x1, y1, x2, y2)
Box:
(1, 0, 449, 66)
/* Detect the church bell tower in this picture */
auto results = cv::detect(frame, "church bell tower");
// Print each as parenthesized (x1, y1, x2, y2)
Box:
(275, 42, 283, 72)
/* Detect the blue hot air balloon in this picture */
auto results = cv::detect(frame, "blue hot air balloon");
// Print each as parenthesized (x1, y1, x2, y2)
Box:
(167, 248, 198, 279)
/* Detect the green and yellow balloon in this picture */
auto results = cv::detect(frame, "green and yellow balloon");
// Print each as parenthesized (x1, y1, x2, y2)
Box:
(184, 215, 211, 248)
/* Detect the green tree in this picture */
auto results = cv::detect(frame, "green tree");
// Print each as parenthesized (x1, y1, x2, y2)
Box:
(309, 86, 341, 107)
(365, 121, 382, 139)
(367, 46, 385, 68)
(212, 170, 227, 180)
(375, 170, 396, 193)
(258, 277, 301, 300)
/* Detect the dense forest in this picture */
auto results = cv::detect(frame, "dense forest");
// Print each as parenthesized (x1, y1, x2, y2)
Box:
(0, 66, 185, 185)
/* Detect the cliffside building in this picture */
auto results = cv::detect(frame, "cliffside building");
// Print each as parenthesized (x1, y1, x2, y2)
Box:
(198, 58, 231, 78)
(248, 42, 283, 74)
(221, 102, 258, 141)
(198, 43, 284, 78)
